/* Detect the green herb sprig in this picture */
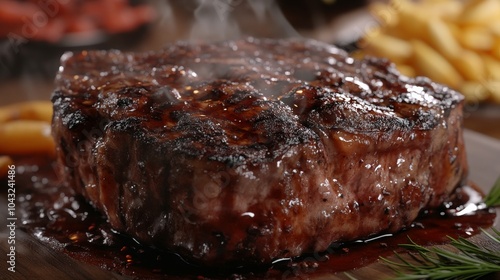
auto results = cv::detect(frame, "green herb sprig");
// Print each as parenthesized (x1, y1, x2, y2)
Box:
(382, 229, 500, 280)
(484, 176, 500, 208)
(381, 177, 500, 280)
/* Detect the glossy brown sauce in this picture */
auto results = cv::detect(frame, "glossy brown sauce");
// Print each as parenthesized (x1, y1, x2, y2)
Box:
(8, 156, 497, 279)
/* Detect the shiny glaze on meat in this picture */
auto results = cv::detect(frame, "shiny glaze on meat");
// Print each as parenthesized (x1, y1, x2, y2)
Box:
(13, 156, 496, 279)
(52, 37, 467, 265)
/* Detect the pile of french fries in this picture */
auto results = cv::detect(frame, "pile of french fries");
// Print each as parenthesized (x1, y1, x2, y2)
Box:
(0, 101, 54, 178)
(357, 0, 500, 103)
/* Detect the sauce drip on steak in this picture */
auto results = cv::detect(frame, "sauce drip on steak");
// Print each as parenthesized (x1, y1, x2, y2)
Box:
(51, 37, 467, 265)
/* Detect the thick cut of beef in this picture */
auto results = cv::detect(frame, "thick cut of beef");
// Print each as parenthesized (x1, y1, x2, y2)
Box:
(51, 37, 467, 265)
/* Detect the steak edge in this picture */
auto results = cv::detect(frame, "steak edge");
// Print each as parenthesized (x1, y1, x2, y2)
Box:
(51, 37, 467, 265)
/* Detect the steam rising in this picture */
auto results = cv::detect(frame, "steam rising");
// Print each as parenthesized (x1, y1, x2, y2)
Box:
(190, 0, 299, 41)
(191, 0, 241, 41)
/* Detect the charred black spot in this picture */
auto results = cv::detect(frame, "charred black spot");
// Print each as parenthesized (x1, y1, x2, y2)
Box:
(117, 98, 133, 107)
(62, 111, 87, 130)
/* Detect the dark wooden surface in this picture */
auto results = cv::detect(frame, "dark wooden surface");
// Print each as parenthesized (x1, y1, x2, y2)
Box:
(464, 104, 500, 141)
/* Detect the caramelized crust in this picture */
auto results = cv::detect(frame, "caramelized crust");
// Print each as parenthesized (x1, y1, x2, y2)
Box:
(52, 38, 467, 265)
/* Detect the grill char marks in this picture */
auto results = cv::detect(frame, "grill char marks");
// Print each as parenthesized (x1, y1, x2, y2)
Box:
(52, 38, 467, 265)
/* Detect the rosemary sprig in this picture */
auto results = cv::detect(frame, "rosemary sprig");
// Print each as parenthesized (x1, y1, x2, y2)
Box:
(382, 229, 500, 279)
(380, 178, 500, 279)
(484, 176, 500, 207)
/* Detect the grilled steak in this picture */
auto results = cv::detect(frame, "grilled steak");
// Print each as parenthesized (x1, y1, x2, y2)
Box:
(51, 37, 467, 265)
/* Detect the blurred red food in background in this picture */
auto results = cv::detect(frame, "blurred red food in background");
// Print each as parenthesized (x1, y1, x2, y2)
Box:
(0, 0, 156, 43)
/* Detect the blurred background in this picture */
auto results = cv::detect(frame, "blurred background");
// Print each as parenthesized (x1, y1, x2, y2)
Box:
(0, 0, 499, 139)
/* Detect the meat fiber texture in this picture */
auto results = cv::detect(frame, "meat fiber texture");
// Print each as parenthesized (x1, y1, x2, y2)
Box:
(51, 37, 467, 265)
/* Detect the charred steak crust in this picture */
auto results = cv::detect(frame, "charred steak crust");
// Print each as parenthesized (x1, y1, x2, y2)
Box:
(52, 37, 467, 265)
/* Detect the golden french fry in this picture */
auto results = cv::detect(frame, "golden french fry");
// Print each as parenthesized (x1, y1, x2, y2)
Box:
(0, 101, 53, 123)
(461, 0, 500, 24)
(360, 0, 500, 104)
(483, 55, 500, 80)
(490, 20, 500, 36)
(492, 39, 500, 60)
(369, 2, 399, 27)
(452, 50, 485, 82)
(412, 40, 462, 88)
(0, 156, 13, 178)
(459, 26, 494, 51)
(459, 81, 489, 102)
(396, 64, 416, 77)
(427, 18, 461, 59)
(363, 33, 412, 63)
(396, 5, 431, 42)
(446, 21, 462, 40)
(0, 120, 55, 155)
(422, 0, 464, 20)
(358, 25, 382, 47)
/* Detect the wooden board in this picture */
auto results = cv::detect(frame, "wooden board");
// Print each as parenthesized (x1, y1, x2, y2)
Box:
(0, 129, 499, 280)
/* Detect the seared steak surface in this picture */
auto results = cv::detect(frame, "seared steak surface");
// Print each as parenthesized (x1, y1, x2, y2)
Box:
(52, 38, 466, 265)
